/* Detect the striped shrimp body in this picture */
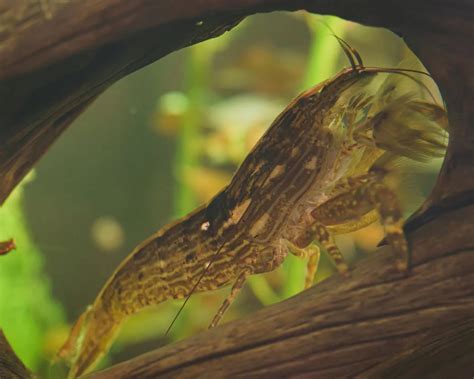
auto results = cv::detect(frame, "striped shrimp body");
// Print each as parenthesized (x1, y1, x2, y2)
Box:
(59, 49, 448, 377)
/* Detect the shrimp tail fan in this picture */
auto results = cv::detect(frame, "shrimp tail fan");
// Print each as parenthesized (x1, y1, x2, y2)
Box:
(58, 302, 122, 378)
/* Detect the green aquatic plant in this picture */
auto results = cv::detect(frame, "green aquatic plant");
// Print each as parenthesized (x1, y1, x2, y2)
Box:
(0, 173, 65, 373)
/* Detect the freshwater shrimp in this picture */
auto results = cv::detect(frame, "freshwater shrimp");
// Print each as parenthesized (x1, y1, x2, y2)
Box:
(58, 44, 448, 377)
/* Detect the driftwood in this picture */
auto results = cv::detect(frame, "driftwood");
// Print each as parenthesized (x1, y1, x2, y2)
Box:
(0, 330, 32, 379)
(1, 0, 473, 378)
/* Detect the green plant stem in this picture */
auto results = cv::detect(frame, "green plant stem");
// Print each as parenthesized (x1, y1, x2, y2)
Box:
(0, 174, 64, 373)
(173, 47, 210, 218)
(247, 275, 281, 306)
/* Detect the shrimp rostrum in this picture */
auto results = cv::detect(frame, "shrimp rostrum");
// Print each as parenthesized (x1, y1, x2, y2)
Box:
(58, 46, 448, 377)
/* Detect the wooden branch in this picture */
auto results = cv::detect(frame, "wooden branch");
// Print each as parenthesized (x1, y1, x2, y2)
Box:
(1, 0, 473, 377)
(0, 330, 31, 379)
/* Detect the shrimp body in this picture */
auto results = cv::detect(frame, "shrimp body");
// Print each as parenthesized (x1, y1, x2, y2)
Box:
(60, 63, 448, 377)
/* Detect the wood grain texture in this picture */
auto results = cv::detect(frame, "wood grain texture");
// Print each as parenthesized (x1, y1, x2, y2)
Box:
(0, 330, 31, 379)
(0, 0, 472, 377)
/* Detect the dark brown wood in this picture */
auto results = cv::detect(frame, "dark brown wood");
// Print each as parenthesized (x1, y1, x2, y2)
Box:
(0, 330, 32, 379)
(0, 0, 473, 377)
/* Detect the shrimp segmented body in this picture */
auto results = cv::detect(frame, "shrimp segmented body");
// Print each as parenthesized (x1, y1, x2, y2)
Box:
(59, 49, 448, 377)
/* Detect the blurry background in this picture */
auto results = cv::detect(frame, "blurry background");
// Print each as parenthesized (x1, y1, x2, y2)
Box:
(0, 12, 444, 376)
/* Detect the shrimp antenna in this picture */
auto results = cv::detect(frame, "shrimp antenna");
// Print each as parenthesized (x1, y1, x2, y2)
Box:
(364, 67, 439, 106)
(335, 35, 364, 68)
(165, 239, 226, 336)
(313, 17, 363, 69)
(325, 20, 439, 105)
(335, 36, 358, 70)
